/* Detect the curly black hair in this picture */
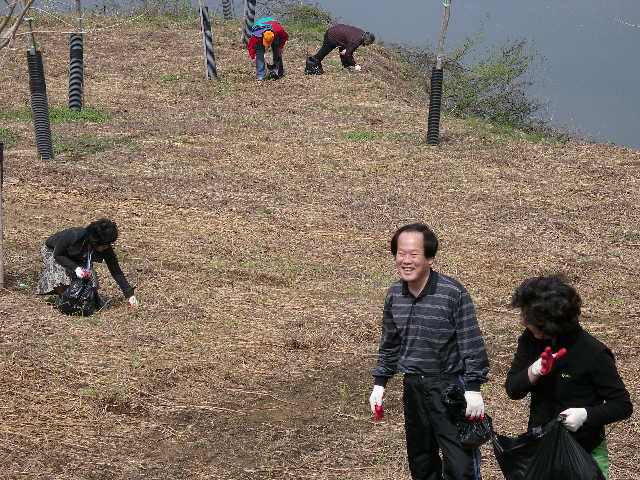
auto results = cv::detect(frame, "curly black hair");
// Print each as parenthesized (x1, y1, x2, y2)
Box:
(511, 274, 581, 337)
(390, 223, 439, 258)
(86, 218, 118, 246)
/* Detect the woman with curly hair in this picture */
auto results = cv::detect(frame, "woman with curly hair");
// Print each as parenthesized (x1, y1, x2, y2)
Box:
(35, 218, 139, 309)
(505, 275, 631, 478)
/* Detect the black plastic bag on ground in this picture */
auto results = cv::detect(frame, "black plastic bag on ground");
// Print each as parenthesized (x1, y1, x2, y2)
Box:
(266, 62, 284, 80)
(492, 417, 605, 480)
(304, 56, 324, 75)
(55, 278, 97, 316)
(442, 384, 493, 449)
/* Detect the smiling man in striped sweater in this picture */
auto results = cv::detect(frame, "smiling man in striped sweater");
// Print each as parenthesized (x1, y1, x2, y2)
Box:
(370, 223, 489, 480)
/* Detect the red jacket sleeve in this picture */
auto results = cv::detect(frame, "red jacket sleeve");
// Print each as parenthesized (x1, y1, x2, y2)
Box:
(247, 36, 260, 59)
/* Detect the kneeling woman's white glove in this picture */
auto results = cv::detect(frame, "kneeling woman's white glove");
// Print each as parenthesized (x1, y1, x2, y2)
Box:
(353, 64, 362, 71)
(464, 391, 485, 420)
(369, 385, 385, 414)
(128, 295, 139, 308)
(560, 408, 587, 432)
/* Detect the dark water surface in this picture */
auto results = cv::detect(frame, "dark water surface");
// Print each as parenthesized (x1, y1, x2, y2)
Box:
(24, 0, 640, 149)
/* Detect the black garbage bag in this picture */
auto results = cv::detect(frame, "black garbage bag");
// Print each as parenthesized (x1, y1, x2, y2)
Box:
(55, 278, 97, 316)
(492, 417, 605, 480)
(266, 61, 284, 80)
(442, 384, 493, 449)
(304, 56, 324, 75)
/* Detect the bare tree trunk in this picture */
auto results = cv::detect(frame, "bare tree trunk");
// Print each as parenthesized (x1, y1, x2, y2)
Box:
(435, 0, 451, 70)
(0, 142, 4, 289)
(0, 0, 36, 50)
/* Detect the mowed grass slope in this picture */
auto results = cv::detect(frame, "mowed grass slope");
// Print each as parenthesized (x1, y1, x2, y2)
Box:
(1, 15, 639, 480)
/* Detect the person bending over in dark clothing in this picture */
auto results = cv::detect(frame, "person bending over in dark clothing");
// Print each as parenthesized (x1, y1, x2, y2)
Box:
(35, 218, 139, 309)
(506, 274, 632, 478)
(311, 24, 374, 72)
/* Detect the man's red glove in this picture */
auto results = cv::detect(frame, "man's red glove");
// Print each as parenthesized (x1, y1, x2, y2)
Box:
(533, 346, 567, 376)
(374, 404, 384, 420)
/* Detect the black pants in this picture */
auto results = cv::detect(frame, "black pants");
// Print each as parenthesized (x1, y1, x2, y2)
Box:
(312, 32, 351, 67)
(403, 375, 482, 480)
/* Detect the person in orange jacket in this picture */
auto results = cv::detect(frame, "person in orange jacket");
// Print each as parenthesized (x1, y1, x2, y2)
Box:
(247, 17, 288, 80)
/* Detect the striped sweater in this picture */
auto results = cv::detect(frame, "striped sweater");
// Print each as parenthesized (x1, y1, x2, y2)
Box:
(372, 271, 489, 390)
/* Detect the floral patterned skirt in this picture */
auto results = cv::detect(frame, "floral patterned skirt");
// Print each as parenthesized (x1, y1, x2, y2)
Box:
(35, 243, 99, 295)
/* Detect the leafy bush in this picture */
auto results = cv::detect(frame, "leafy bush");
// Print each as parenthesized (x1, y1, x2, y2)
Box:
(272, 1, 332, 35)
(391, 37, 553, 133)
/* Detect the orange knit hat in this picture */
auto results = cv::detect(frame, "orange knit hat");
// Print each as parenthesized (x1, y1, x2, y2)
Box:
(262, 30, 275, 47)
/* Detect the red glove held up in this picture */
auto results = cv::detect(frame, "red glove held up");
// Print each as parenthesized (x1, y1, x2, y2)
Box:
(539, 346, 567, 375)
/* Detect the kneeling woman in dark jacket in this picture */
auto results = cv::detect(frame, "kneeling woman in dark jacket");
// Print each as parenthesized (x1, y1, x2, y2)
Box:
(35, 218, 139, 308)
(506, 275, 631, 478)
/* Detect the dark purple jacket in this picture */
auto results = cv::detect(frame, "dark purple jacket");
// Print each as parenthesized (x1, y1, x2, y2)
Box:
(326, 24, 366, 67)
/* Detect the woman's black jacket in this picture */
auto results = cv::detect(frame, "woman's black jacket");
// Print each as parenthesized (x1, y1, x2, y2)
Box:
(45, 227, 134, 298)
(505, 326, 632, 452)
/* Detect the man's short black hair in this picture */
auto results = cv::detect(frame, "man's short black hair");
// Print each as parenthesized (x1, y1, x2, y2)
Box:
(390, 223, 438, 258)
(87, 218, 118, 246)
(511, 274, 582, 337)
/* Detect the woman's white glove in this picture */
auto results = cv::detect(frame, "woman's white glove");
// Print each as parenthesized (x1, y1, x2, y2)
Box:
(560, 408, 587, 432)
(75, 267, 89, 279)
(369, 385, 385, 414)
(464, 391, 485, 420)
(128, 295, 139, 308)
(353, 64, 362, 71)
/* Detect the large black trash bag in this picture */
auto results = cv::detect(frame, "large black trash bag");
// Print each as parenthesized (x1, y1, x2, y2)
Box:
(442, 384, 493, 449)
(492, 417, 605, 480)
(55, 278, 97, 316)
(304, 56, 324, 75)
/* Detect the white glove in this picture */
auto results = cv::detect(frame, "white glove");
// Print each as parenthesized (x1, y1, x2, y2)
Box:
(369, 385, 385, 414)
(339, 48, 347, 55)
(530, 357, 543, 376)
(128, 295, 139, 308)
(75, 266, 89, 279)
(560, 408, 587, 432)
(353, 64, 361, 71)
(464, 391, 485, 420)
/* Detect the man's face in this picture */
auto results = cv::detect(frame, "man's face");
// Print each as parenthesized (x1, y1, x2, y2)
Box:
(394, 231, 434, 286)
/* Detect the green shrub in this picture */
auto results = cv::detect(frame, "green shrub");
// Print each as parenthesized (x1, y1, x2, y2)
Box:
(274, 1, 332, 35)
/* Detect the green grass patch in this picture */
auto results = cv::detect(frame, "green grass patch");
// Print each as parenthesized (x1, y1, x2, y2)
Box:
(0, 107, 111, 124)
(161, 72, 185, 83)
(342, 131, 377, 141)
(465, 117, 567, 143)
(54, 136, 137, 156)
(620, 231, 640, 239)
(0, 127, 18, 147)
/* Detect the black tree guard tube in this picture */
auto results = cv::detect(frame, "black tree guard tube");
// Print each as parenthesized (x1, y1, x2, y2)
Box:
(222, 0, 233, 20)
(200, 7, 218, 79)
(27, 51, 54, 160)
(69, 33, 84, 111)
(427, 67, 444, 146)
(242, 0, 256, 45)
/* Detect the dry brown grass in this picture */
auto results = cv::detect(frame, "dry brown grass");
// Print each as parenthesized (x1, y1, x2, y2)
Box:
(0, 14, 639, 480)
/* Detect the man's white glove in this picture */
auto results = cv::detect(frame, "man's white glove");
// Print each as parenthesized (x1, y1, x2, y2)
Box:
(128, 295, 139, 308)
(464, 391, 484, 420)
(560, 408, 587, 432)
(353, 64, 362, 71)
(369, 385, 385, 414)
(75, 267, 89, 279)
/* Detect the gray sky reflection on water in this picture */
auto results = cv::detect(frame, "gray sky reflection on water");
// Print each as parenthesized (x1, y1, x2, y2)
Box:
(28, 0, 640, 149)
